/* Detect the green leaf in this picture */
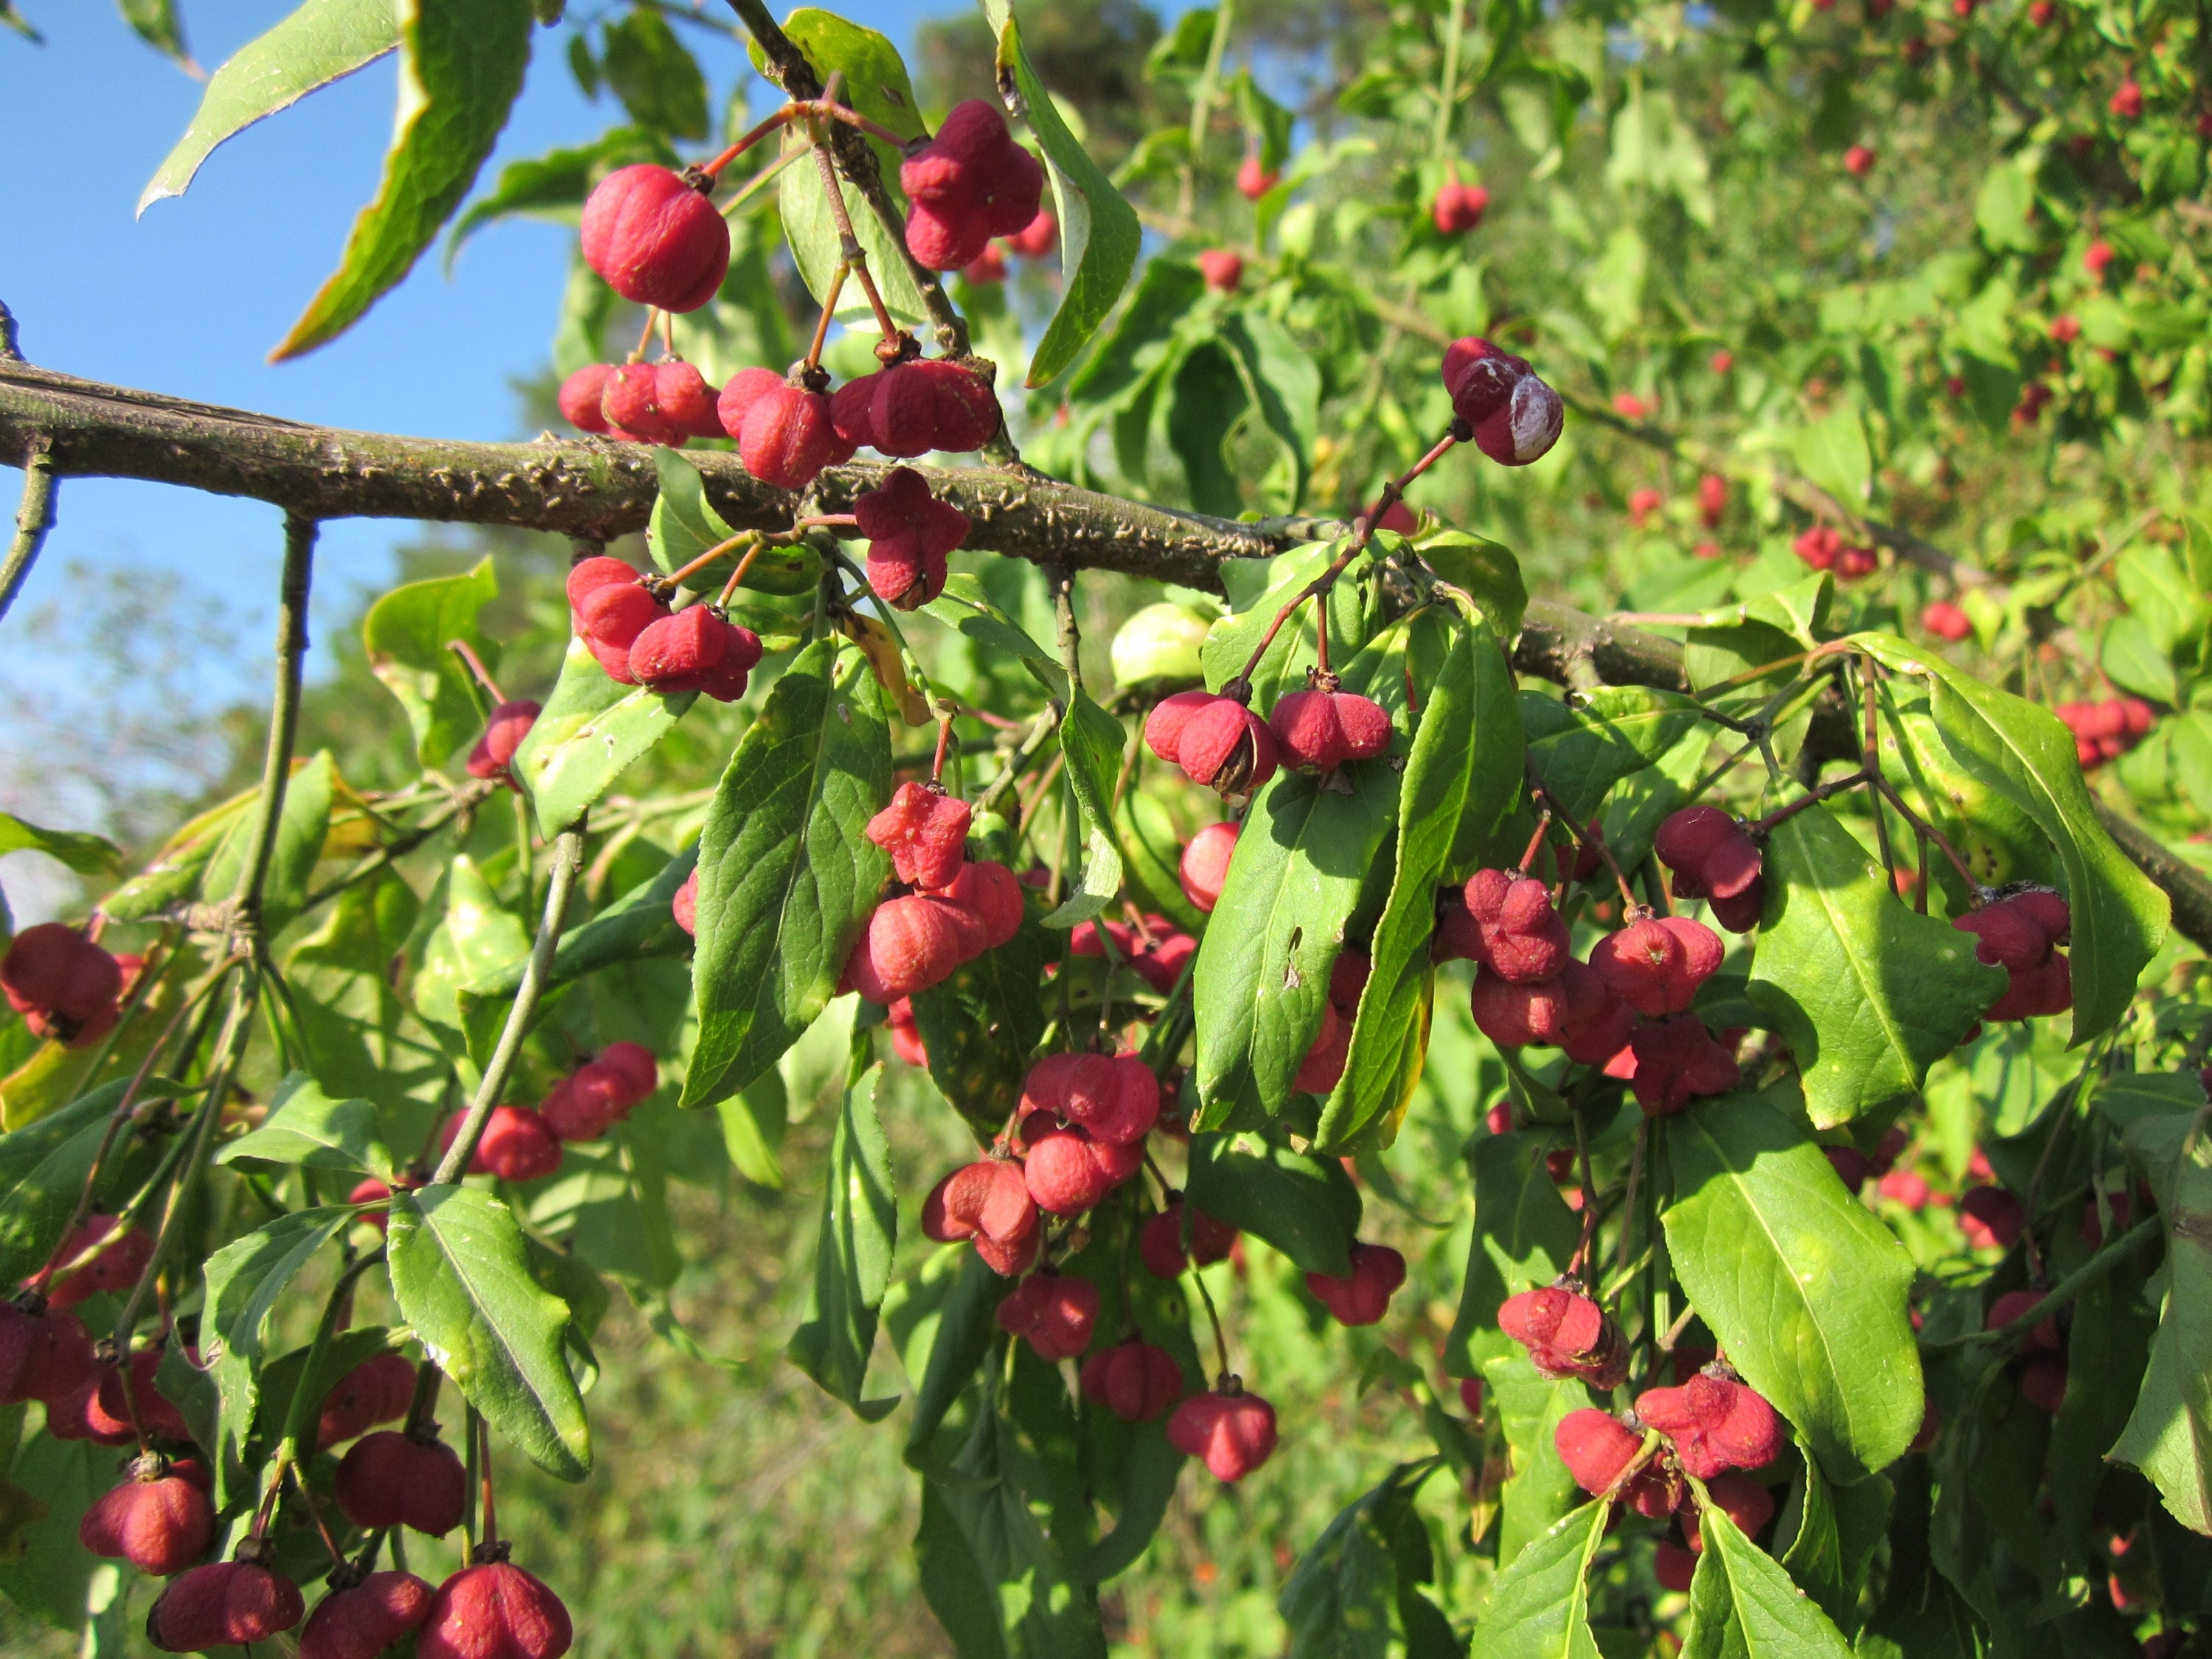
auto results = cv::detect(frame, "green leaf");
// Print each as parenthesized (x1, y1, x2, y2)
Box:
(980, 0, 1142, 385)
(1200, 540, 1375, 707)
(1422, 534, 1529, 640)
(1778, 1464, 1889, 1636)
(1216, 309, 1321, 512)
(1860, 631, 2170, 1041)
(2110, 1112, 2212, 1533)
(1184, 1127, 1360, 1276)
(788, 1064, 899, 1420)
(909, 914, 1049, 1136)
(514, 636, 698, 839)
(1522, 686, 1703, 824)
(1445, 1130, 1581, 1375)
(713, 1068, 788, 1189)
(1446, 623, 1528, 881)
(201, 1206, 351, 1509)
(448, 126, 676, 260)
(923, 574, 1067, 699)
(1279, 1463, 1437, 1659)
(411, 856, 529, 1034)
(1791, 407, 1871, 507)
(139, 0, 398, 213)
(647, 450, 818, 596)
(1662, 1082, 1922, 1484)
(116, 0, 190, 66)
(0, 1079, 137, 1284)
(200, 751, 337, 934)
(1745, 802, 2001, 1128)
(1192, 765, 1399, 1125)
(684, 643, 889, 1107)
(362, 556, 498, 768)
(389, 1183, 591, 1481)
(1044, 691, 1127, 928)
(271, 0, 534, 358)
(1319, 613, 1476, 1150)
(1686, 1505, 1856, 1659)
(1470, 1500, 1608, 1659)
(0, 1430, 108, 1627)
(748, 8, 926, 156)
(215, 1071, 396, 1180)
(899, 1249, 1011, 1468)
(0, 812, 120, 876)
(599, 7, 706, 138)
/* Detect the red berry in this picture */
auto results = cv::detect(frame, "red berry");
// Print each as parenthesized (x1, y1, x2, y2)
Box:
(299, 1571, 436, 1659)
(599, 361, 721, 445)
(594, 1041, 658, 1106)
(1555, 1408, 1643, 1495)
(1267, 687, 1392, 772)
(1953, 892, 2065, 971)
(627, 607, 762, 703)
(900, 100, 1046, 271)
(842, 894, 966, 1003)
(1653, 808, 1764, 905)
(1004, 209, 1057, 258)
(1986, 1288, 2062, 1352)
(736, 383, 845, 490)
(961, 244, 1008, 284)
(1432, 180, 1489, 234)
(672, 868, 699, 937)
(150, 1558, 305, 1652)
(96, 1346, 192, 1442)
(1468, 964, 1595, 1049)
(1439, 337, 1565, 466)
(928, 860, 1025, 952)
(1635, 1373, 1784, 1480)
(1458, 1375, 1484, 1416)
(1498, 1284, 1629, 1388)
(1697, 473, 1728, 526)
(886, 996, 931, 1070)
(2084, 240, 2115, 278)
(1079, 1339, 1184, 1422)
(1627, 1017, 1740, 1116)
(416, 1561, 572, 1659)
(1146, 691, 1279, 796)
(1461, 868, 1572, 983)
(1197, 248, 1244, 292)
(1021, 1121, 1141, 1216)
(539, 1072, 618, 1144)
(1825, 1145, 1872, 1188)
(869, 358, 1004, 458)
(556, 365, 614, 434)
(1294, 1000, 1351, 1094)
(580, 164, 729, 313)
(995, 1270, 1099, 1361)
(1655, 1540, 1697, 1592)
(714, 365, 782, 438)
(568, 563, 667, 685)
(317, 1352, 417, 1449)
(857, 467, 970, 611)
(335, 1430, 467, 1537)
(79, 1455, 214, 1575)
(1843, 145, 1876, 176)
(1236, 156, 1279, 200)
(1590, 916, 1724, 1016)
(44, 1214, 155, 1310)
(2018, 1352, 2068, 1413)
(466, 700, 540, 782)
(1179, 822, 1238, 913)
(1921, 600, 1972, 641)
(1628, 485, 1664, 525)
(1710, 349, 1733, 375)
(0, 1298, 94, 1404)
(1043, 1052, 1161, 1146)
(1139, 1198, 1237, 1278)
(1304, 1242, 1408, 1326)
(2110, 80, 2143, 119)
(1684, 1472, 1778, 1551)
(439, 1106, 562, 1183)
(1168, 1385, 1278, 1480)
(923, 1158, 1040, 1276)
(2, 922, 123, 1047)
(1959, 1185, 2025, 1251)
(867, 782, 973, 890)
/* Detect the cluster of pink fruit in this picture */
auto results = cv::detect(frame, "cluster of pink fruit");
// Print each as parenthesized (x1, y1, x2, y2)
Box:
(839, 783, 1025, 1001)
(410, 1041, 659, 1186)
(1, 922, 140, 1049)
(1792, 524, 1879, 580)
(1144, 675, 1393, 799)
(566, 557, 762, 703)
(2056, 695, 2156, 771)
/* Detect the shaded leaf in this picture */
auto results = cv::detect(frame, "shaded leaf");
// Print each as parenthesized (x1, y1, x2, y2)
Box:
(1446, 1130, 1581, 1375)
(1044, 690, 1126, 928)
(215, 1071, 395, 1180)
(599, 7, 706, 138)
(648, 449, 818, 596)
(361, 556, 498, 768)
(788, 1065, 900, 1420)
(514, 636, 698, 839)
(200, 751, 338, 934)
(1185, 1127, 1360, 1275)
(909, 912, 1048, 1136)
(2110, 1111, 2212, 1532)
(1522, 686, 1703, 824)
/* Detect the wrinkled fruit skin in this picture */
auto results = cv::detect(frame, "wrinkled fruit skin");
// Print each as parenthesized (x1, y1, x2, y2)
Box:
(868, 782, 973, 890)
(1304, 1242, 1408, 1326)
(600, 361, 723, 445)
(566, 557, 668, 684)
(1627, 1017, 1740, 1116)
(79, 1459, 215, 1576)
(1590, 916, 1725, 1017)
(929, 861, 1026, 956)
(1080, 1340, 1185, 1422)
(1654, 807, 1763, 908)
(922, 1159, 1040, 1277)
(335, 1431, 469, 1536)
(1022, 1051, 1161, 1146)
(3, 922, 124, 1047)
(1268, 687, 1392, 772)
(580, 164, 729, 312)
(466, 700, 541, 782)
(735, 383, 847, 491)
(1168, 1388, 1278, 1481)
(1555, 1408, 1641, 1494)
(995, 1271, 1099, 1362)
(900, 100, 1046, 270)
(858, 467, 970, 611)
(1499, 1284, 1630, 1389)
(1139, 1199, 1237, 1279)
(1439, 336, 1565, 465)
(1959, 1184, 2025, 1251)
(1955, 890, 2073, 1021)
(1021, 1122, 1142, 1216)
(299, 1571, 436, 1659)
(96, 1346, 193, 1442)
(1453, 868, 1571, 983)
(317, 1351, 417, 1448)
(417, 1560, 574, 1659)
(557, 364, 614, 434)
(1634, 1374, 1784, 1480)
(843, 895, 965, 1003)
(1179, 821, 1238, 913)
(1070, 914, 1194, 993)
(150, 1561, 305, 1653)
(1145, 690, 1280, 796)
(869, 358, 1004, 459)
(441, 1105, 562, 1183)
(0, 1299, 95, 1404)
(1684, 1473, 1778, 1551)
(886, 997, 929, 1068)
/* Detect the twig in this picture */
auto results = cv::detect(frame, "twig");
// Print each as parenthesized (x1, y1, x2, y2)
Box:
(232, 515, 317, 930)
(0, 438, 56, 622)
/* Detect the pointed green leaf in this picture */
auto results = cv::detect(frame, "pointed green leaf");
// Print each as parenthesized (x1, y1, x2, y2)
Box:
(1446, 1130, 1582, 1375)
(647, 450, 818, 596)
(216, 1071, 395, 1180)
(1471, 1500, 1608, 1658)
(514, 636, 698, 839)
(909, 912, 1049, 1136)
(788, 1065, 899, 1420)
(200, 751, 337, 933)
(599, 7, 706, 138)
(1790, 407, 1871, 507)
(898, 1248, 1012, 1468)
(389, 1183, 591, 1481)
(0, 812, 121, 877)
(412, 856, 529, 1033)
(1747, 802, 2001, 1127)
(1279, 1464, 1425, 1659)
(1686, 1504, 1856, 1659)
(0, 1079, 142, 1284)
(2110, 1112, 2212, 1533)
(362, 557, 498, 768)
(1522, 686, 1703, 824)
(1044, 690, 1126, 928)
(1184, 1127, 1360, 1276)
(1662, 1082, 1922, 1484)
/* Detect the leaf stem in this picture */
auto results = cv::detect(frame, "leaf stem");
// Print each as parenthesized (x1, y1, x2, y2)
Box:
(231, 514, 316, 931)
(0, 437, 56, 623)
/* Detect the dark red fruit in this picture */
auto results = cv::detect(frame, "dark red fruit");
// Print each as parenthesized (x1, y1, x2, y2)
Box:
(557, 365, 614, 434)
(1825, 1145, 1873, 1189)
(995, 1270, 1098, 1362)
(736, 383, 846, 490)
(1432, 180, 1489, 234)
(1627, 1017, 1740, 1116)
(858, 467, 970, 611)
(3, 922, 124, 1047)
(44, 1214, 155, 1310)
(1590, 916, 1725, 1016)
(149, 1558, 305, 1652)
(1144, 690, 1279, 796)
(595, 1042, 658, 1106)
(900, 100, 1046, 270)
(1069, 915, 1195, 992)
(1655, 1540, 1697, 1592)
(580, 164, 729, 313)
(1455, 868, 1571, 983)
(841, 895, 965, 1003)
(672, 869, 699, 937)
(2018, 1352, 2068, 1413)
(1139, 1198, 1237, 1279)
(1168, 1385, 1278, 1481)
(962, 244, 1008, 284)
(335, 1430, 468, 1537)
(299, 1571, 435, 1659)
(439, 1106, 562, 1183)
(599, 363, 696, 446)
(922, 1159, 1040, 1278)
(416, 1560, 573, 1659)
(828, 371, 886, 452)
(1197, 248, 1243, 292)
(1498, 1284, 1629, 1388)
(1634, 1373, 1784, 1479)
(1683, 1472, 1778, 1551)
(1959, 1185, 2025, 1251)
(1004, 209, 1057, 257)
(317, 1352, 417, 1449)
(1294, 1000, 1350, 1094)
(80, 1455, 213, 1575)
(870, 358, 1004, 458)
(1986, 1288, 2062, 1351)
(927, 860, 1025, 953)
(1236, 156, 1279, 199)
(1304, 1242, 1408, 1326)
(1268, 686, 1392, 772)
(1469, 959, 1618, 1051)
(1654, 807, 1763, 911)
(886, 997, 929, 1068)
(566, 558, 667, 684)
(868, 782, 973, 890)
(466, 700, 540, 782)
(96, 1346, 192, 1442)
(1079, 1340, 1183, 1422)
(1439, 337, 1564, 466)
(1020, 1122, 1143, 1217)
(627, 607, 762, 703)
(0, 1298, 94, 1404)
(1022, 1051, 1161, 1147)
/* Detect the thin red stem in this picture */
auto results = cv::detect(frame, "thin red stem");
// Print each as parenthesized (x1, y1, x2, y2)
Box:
(804, 263, 849, 372)
(931, 713, 954, 785)
(446, 639, 505, 706)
